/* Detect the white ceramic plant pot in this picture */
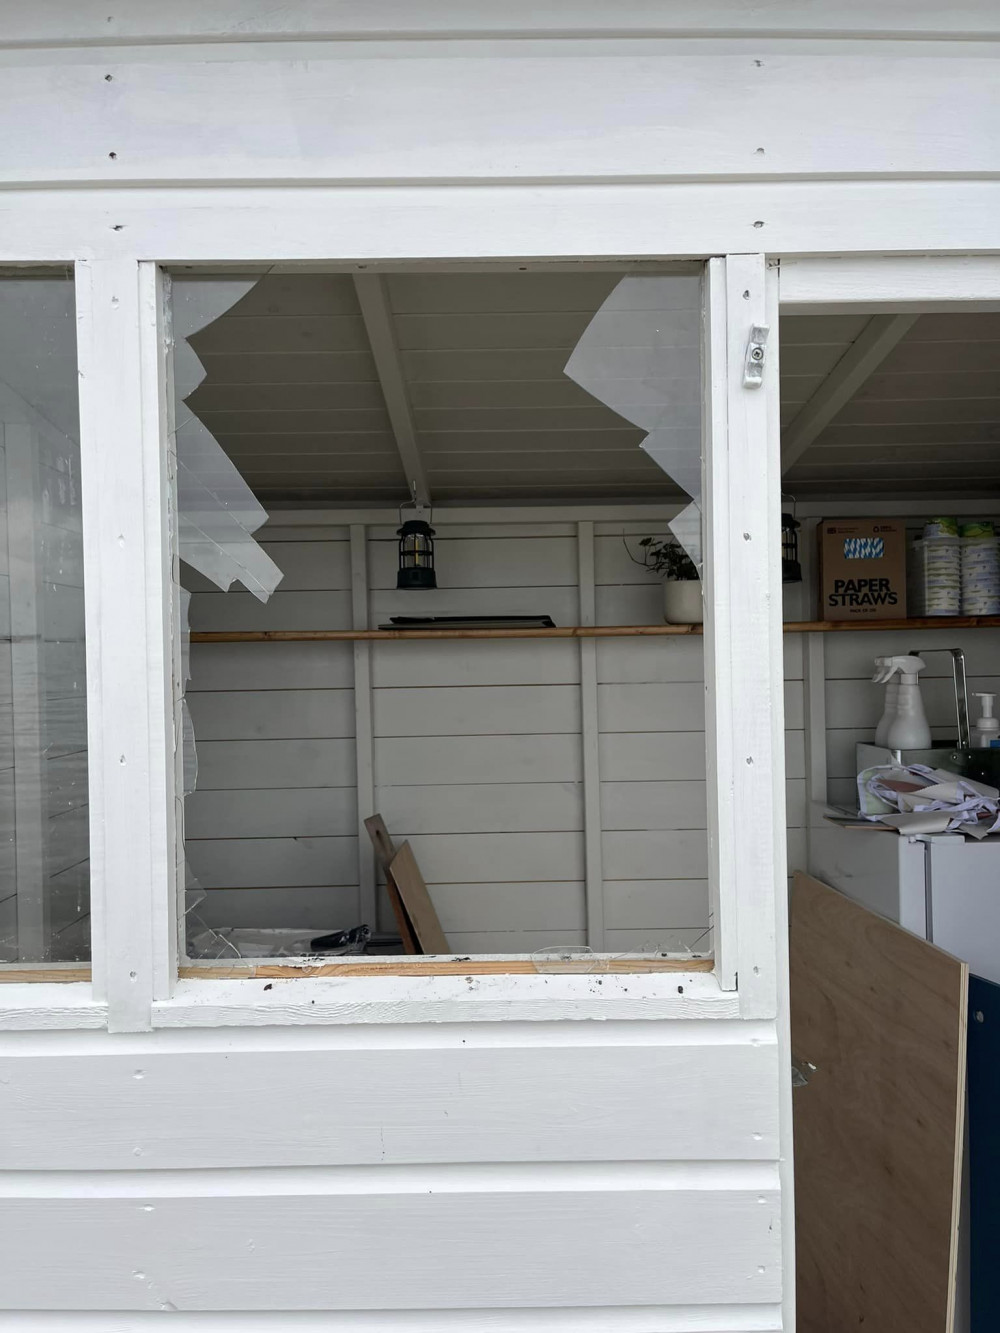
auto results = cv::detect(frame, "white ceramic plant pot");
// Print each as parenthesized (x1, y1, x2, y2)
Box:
(663, 578, 703, 624)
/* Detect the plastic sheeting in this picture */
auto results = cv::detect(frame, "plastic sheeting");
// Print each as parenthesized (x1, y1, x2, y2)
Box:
(564, 274, 704, 566)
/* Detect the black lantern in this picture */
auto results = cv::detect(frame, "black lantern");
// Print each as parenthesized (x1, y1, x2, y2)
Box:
(396, 516, 437, 590)
(781, 512, 802, 584)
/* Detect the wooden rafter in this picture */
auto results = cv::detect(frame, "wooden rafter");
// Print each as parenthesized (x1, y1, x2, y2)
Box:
(353, 273, 431, 506)
(781, 313, 918, 471)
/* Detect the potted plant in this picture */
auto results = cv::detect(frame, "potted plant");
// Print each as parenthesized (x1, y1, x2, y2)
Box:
(633, 536, 703, 624)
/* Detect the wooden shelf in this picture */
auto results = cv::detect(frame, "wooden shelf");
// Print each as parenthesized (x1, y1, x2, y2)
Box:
(189, 616, 1000, 644)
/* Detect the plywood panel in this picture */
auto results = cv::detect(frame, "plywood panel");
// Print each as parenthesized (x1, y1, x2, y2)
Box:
(404, 832, 584, 883)
(1, 1180, 780, 1310)
(194, 885, 359, 931)
(188, 591, 352, 633)
(791, 872, 966, 1333)
(0, 1033, 779, 1171)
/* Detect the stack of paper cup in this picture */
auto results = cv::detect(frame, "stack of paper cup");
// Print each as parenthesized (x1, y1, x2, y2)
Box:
(961, 521, 1000, 615)
(920, 517, 962, 616)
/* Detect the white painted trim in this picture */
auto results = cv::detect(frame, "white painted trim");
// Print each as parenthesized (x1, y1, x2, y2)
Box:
(780, 254, 1000, 312)
(780, 313, 917, 470)
(353, 274, 431, 507)
(701, 259, 736, 990)
(76, 259, 173, 1032)
(576, 520, 604, 951)
(766, 258, 795, 1333)
(151, 970, 738, 1027)
(725, 254, 782, 1020)
(350, 524, 377, 929)
(2, 184, 1000, 265)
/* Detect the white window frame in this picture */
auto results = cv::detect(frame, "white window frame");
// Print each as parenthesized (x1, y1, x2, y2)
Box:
(7, 226, 992, 1035)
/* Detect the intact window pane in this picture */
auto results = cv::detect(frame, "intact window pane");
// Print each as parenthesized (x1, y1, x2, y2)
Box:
(0, 275, 89, 963)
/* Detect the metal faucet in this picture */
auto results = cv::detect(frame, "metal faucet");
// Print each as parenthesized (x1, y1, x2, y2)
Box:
(909, 647, 970, 750)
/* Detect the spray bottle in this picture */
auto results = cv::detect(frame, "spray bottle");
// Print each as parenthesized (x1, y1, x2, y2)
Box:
(973, 693, 1000, 749)
(873, 655, 932, 751)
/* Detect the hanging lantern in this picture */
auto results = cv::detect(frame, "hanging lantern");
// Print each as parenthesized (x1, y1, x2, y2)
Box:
(396, 515, 437, 590)
(782, 512, 802, 584)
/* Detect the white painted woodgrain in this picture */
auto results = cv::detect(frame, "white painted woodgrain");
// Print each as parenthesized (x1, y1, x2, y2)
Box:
(4, 182, 1000, 269)
(0, 1304, 785, 1331)
(153, 969, 740, 1026)
(76, 259, 172, 1029)
(603, 831, 709, 881)
(0, 1030, 779, 1169)
(188, 590, 352, 632)
(378, 783, 583, 834)
(185, 689, 355, 740)
(184, 788, 357, 840)
(372, 639, 580, 688)
(5, 0, 999, 41)
(374, 685, 581, 737)
(408, 881, 585, 935)
(194, 739, 356, 790)
(781, 255, 1000, 312)
(186, 836, 359, 889)
(1, 47, 998, 187)
(603, 880, 710, 928)
(368, 534, 578, 590)
(600, 682, 804, 733)
(189, 642, 354, 691)
(0, 1172, 780, 1310)
(403, 832, 584, 884)
(375, 735, 581, 786)
(193, 885, 359, 931)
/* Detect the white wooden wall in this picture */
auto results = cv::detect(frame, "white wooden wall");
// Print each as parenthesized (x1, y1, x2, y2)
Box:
(184, 513, 808, 952)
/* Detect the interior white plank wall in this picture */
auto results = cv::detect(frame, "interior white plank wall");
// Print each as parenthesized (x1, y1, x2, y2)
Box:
(182, 513, 806, 952)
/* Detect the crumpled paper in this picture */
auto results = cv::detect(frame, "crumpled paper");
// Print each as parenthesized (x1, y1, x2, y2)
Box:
(858, 763, 1000, 837)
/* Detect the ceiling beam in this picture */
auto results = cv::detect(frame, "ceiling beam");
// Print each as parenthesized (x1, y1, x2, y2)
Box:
(781, 313, 918, 472)
(353, 274, 431, 507)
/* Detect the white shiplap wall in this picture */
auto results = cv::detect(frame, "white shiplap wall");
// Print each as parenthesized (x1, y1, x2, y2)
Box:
(184, 513, 808, 951)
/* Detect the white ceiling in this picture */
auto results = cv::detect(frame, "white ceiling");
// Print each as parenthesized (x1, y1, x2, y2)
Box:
(185, 272, 1000, 506)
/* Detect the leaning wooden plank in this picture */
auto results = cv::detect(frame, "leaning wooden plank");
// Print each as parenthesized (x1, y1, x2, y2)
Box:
(791, 871, 967, 1333)
(387, 841, 450, 955)
(363, 813, 418, 954)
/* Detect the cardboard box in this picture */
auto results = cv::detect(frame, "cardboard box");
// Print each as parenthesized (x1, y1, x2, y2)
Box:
(819, 519, 906, 621)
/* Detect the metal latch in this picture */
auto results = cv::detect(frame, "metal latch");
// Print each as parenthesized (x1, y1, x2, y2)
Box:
(791, 1056, 817, 1088)
(743, 325, 770, 388)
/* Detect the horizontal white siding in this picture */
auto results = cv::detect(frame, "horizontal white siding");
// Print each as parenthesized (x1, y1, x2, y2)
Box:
(184, 515, 807, 949)
(0, 1023, 782, 1322)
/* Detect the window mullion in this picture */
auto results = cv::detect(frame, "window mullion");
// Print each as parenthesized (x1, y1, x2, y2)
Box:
(76, 259, 174, 1031)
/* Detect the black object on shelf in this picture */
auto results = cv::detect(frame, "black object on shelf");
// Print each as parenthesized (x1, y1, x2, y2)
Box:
(379, 614, 557, 630)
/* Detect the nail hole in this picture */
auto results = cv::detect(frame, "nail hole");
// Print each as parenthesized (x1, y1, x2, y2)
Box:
(755, 146, 765, 155)
(753, 220, 765, 229)
(104, 73, 113, 82)
(108, 151, 117, 160)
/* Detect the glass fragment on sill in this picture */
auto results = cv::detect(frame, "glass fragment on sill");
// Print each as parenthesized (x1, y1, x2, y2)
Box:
(564, 274, 704, 566)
